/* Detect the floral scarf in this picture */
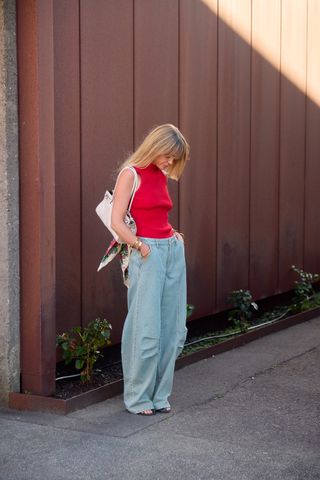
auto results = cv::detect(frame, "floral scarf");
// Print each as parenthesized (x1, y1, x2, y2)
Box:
(97, 239, 132, 287)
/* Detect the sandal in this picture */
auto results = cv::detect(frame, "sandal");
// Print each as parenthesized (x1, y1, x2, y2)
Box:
(156, 407, 171, 414)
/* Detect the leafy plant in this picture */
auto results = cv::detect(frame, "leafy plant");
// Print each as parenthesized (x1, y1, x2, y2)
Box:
(56, 318, 112, 382)
(290, 265, 320, 313)
(227, 289, 258, 332)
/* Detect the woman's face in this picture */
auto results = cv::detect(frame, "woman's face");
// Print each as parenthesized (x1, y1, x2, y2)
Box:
(153, 154, 175, 172)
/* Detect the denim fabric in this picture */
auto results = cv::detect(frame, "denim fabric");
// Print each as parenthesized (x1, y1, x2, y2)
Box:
(121, 235, 188, 413)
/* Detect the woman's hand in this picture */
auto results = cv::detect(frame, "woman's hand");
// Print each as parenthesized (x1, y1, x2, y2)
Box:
(174, 231, 185, 243)
(140, 242, 151, 258)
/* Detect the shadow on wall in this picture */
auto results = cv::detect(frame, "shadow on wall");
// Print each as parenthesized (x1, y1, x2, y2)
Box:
(21, 0, 320, 348)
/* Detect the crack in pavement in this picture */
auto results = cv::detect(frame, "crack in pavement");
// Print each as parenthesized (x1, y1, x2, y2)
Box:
(160, 345, 320, 415)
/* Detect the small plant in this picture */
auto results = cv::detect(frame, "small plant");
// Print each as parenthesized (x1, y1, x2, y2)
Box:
(290, 265, 320, 313)
(227, 289, 258, 333)
(56, 318, 112, 382)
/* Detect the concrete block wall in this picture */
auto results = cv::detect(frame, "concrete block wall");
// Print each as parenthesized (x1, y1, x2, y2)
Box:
(0, 0, 20, 405)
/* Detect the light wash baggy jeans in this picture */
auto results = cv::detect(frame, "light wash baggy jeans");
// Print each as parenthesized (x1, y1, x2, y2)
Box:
(121, 234, 188, 413)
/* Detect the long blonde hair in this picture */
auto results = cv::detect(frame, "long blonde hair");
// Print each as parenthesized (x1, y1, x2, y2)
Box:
(119, 124, 190, 180)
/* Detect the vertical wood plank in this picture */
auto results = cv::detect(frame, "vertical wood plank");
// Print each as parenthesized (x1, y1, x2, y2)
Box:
(250, 0, 280, 299)
(134, 0, 179, 227)
(279, 0, 307, 290)
(53, 0, 81, 335)
(80, 0, 134, 343)
(17, 0, 56, 395)
(179, 0, 218, 317)
(216, 0, 251, 309)
(304, 0, 320, 274)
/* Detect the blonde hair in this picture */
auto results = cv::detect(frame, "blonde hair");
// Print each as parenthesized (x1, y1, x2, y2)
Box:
(119, 124, 190, 180)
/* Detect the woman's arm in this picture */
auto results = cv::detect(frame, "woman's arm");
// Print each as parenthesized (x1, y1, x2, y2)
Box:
(111, 169, 150, 257)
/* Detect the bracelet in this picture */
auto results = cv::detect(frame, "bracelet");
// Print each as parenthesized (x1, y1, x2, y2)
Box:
(132, 238, 142, 251)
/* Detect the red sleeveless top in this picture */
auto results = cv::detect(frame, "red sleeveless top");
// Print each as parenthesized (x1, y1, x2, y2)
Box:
(130, 163, 174, 238)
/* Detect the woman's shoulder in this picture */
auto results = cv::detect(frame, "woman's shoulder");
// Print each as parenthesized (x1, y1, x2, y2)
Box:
(117, 167, 136, 188)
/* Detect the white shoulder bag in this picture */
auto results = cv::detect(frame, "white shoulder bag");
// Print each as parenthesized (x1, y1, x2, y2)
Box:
(95, 166, 139, 243)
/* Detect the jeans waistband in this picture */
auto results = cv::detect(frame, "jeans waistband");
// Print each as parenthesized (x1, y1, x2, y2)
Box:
(139, 234, 177, 246)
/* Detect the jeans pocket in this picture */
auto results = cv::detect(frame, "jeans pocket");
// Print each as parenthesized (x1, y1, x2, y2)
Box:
(131, 244, 152, 264)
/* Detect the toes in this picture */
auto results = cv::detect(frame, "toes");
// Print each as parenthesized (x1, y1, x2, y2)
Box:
(138, 408, 154, 415)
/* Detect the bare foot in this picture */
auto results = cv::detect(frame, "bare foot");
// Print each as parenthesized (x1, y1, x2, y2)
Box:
(138, 409, 154, 416)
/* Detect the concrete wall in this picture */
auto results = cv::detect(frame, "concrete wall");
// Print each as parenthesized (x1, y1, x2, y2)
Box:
(0, 0, 20, 405)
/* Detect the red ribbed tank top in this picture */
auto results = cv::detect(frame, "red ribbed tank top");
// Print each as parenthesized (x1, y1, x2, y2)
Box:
(130, 163, 174, 238)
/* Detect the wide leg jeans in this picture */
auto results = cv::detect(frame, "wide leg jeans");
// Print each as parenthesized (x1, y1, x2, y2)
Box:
(121, 235, 188, 413)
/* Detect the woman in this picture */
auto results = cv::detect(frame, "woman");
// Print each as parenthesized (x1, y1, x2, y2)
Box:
(111, 124, 190, 416)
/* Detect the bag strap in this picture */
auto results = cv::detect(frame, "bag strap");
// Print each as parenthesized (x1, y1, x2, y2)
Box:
(113, 166, 138, 212)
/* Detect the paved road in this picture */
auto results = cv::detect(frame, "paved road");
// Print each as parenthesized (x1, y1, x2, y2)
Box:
(1, 317, 319, 480)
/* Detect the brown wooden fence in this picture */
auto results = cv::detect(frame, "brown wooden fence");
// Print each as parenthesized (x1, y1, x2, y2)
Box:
(18, 0, 320, 394)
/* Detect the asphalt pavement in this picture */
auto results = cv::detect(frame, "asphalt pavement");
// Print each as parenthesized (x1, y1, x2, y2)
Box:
(1, 317, 319, 480)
